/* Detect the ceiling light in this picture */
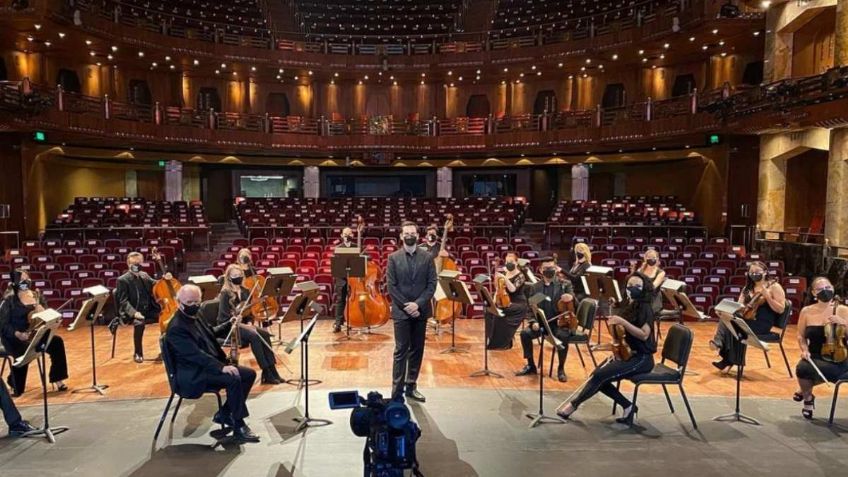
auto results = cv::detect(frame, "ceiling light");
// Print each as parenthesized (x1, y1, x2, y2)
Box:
(89, 50, 96, 56)
(421, 73, 426, 77)
(138, 51, 145, 57)
(364, 75, 369, 80)
(447, 70, 452, 75)
(221, 63, 226, 69)
(638, 49, 644, 55)
(232, 71, 237, 76)
(333, 72, 338, 77)
(193, 59, 199, 66)
(215, 69, 220, 74)
(44, 41, 51, 47)
(476, 69, 481, 74)
(58, 32, 65, 38)
(34, 24, 42, 30)
(503, 68, 508, 72)
(111, 45, 118, 52)
(585, 59, 591, 64)
(612, 54, 618, 60)
(170, 64, 176, 70)
(26, 35, 34, 42)
(421, 80, 425, 85)
(558, 62, 564, 67)
(165, 56, 171, 61)
(531, 65, 537, 70)
(152, 62, 158, 67)
(664, 43, 670, 49)
(251, 66, 256, 72)
(358, 80, 363, 85)
(308, 70, 313, 75)
(689, 36, 695, 42)
(712, 29, 719, 34)
(85, 39, 92, 45)
(107, 54, 113, 60)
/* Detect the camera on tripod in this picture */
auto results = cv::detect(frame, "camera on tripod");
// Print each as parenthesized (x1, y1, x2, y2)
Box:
(329, 390, 422, 477)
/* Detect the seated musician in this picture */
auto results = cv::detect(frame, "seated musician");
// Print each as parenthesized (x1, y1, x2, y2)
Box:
(564, 243, 592, 301)
(333, 227, 354, 333)
(638, 249, 666, 317)
(217, 265, 284, 385)
(486, 252, 528, 350)
(556, 273, 657, 424)
(709, 261, 786, 372)
(115, 251, 173, 363)
(793, 277, 848, 419)
(166, 285, 259, 443)
(1, 379, 35, 436)
(422, 224, 449, 260)
(0, 270, 68, 396)
(516, 257, 576, 382)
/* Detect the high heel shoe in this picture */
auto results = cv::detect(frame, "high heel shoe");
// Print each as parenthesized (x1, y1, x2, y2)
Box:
(792, 391, 806, 402)
(615, 405, 639, 426)
(802, 396, 815, 420)
(51, 382, 68, 392)
(556, 405, 576, 420)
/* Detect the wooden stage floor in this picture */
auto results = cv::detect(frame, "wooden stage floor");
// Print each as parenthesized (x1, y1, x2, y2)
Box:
(9, 319, 803, 408)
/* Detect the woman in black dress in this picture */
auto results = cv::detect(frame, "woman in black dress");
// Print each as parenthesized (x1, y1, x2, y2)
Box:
(794, 277, 848, 419)
(565, 242, 592, 301)
(486, 252, 528, 350)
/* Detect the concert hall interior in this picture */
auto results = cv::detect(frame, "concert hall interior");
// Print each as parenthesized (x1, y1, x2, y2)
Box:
(3, 0, 848, 475)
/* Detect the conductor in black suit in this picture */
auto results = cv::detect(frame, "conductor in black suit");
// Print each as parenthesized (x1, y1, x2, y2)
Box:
(387, 221, 437, 402)
(165, 284, 259, 443)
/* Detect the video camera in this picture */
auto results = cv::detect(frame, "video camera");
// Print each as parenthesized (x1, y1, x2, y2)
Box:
(329, 390, 422, 477)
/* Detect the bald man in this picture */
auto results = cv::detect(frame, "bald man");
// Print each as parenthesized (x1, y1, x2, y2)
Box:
(333, 227, 355, 333)
(165, 285, 259, 443)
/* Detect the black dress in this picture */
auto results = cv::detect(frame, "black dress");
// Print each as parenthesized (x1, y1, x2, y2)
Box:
(713, 289, 782, 365)
(486, 273, 528, 350)
(796, 325, 848, 383)
(565, 261, 591, 301)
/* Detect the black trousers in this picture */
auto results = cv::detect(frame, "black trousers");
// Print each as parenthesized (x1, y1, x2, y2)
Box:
(204, 365, 256, 425)
(392, 317, 427, 397)
(520, 326, 570, 370)
(7, 335, 68, 395)
(333, 280, 348, 327)
(570, 353, 654, 409)
(238, 324, 277, 371)
(1, 379, 22, 429)
(132, 310, 158, 356)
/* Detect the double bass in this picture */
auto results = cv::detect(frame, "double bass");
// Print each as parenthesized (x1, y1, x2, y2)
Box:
(433, 214, 462, 324)
(151, 247, 182, 334)
(821, 295, 848, 364)
(345, 215, 391, 329)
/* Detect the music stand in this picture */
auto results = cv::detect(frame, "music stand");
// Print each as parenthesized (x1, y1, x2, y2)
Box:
(69, 285, 110, 395)
(581, 267, 622, 345)
(262, 267, 296, 341)
(14, 311, 69, 443)
(470, 274, 504, 378)
(188, 275, 220, 302)
(525, 293, 567, 428)
(283, 281, 321, 388)
(437, 270, 473, 354)
(285, 312, 331, 432)
(331, 247, 368, 341)
(712, 299, 768, 426)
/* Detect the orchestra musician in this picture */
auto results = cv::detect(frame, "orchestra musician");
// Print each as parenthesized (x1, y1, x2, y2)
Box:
(217, 264, 284, 385)
(486, 252, 528, 350)
(515, 257, 576, 382)
(165, 285, 259, 443)
(332, 227, 354, 333)
(555, 273, 657, 424)
(421, 224, 449, 260)
(638, 249, 666, 316)
(0, 270, 69, 396)
(386, 221, 437, 402)
(114, 251, 173, 363)
(564, 243, 592, 301)
(793, 277, 848, 419)
(1, 379, 35, 436)
(709, 261, 786, 372)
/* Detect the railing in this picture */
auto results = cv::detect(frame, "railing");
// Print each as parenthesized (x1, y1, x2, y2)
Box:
(545, 224, 708, 248)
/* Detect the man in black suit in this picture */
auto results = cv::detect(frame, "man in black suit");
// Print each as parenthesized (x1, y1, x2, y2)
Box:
(386, 221, 437, 402)
(114, 252, 172, 363)
(165, 284, 259, 443)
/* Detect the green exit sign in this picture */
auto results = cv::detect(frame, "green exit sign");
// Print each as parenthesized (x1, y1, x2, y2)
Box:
(158, 160, 166, 167)
(708, 134, 721, 145)
(33, 131, 47, 142)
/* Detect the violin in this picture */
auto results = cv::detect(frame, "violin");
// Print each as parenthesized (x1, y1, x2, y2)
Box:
(602, 298, 632, 361)
(821, 295, 848, 364)
(151, 247, 182, 334)
(434, 214, 462, 324)
(345, 215, 391, 329)
(739, 279, 776, 320)
(495, 269, 511, 308)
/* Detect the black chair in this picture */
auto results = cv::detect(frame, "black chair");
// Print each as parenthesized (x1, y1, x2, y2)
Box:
(757, 304, 793, 377)
(199, 299, 220, 329)
(547, 298, 598, 377)
(0, 343, 16, 391)
(617, 323, 698, 429)
(153, 334, 224, 441)
(828, 374, 848, 427)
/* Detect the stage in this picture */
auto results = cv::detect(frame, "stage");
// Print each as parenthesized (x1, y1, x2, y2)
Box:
(2, 320, 848, 476)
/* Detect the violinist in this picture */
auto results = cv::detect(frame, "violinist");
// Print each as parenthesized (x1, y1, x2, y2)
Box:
(0, 270, 69, 396)
(516, 257, 576, 382)
(555, 273, 657, 424)
(115, 251, 172, 363)
(709, 261, 786, 372)
(217, 265, 284, 385)
(793, 277, 848, 419)
(638, 249, 666, 316)
(564, 243, 592, 301)
(332, 227, 354, 333)
(486, 252, 528, 350)
(165, 285, 259, 443)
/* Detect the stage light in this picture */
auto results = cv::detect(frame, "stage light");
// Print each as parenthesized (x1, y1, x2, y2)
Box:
(58, 32, 65, 38)
(558, 62, 563, 67)
(251, 66, 257, 72)
(34, 24, 42, 30)
(308, 70, 313, 75)
(111, 45, 118, 52)
(447, 71, 452, 76)
(664, 43, 670, 49)
(45, 41, 51, 47)
(689, 36, 695, 42)
(611, 54, 618, 60)
(503, 68, 508, 72)
(193, 59, 199, 66)
(531, 65, 537, 69)
(138, 51, 145, 57)
(85, 39, 92, 45)
(26, 36, 34, 42)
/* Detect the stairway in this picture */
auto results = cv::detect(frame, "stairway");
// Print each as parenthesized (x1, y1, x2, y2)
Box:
(183, 222, 243, 278)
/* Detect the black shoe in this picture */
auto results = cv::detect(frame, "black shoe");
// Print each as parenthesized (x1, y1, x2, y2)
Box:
(514, 365, 537, 377)
(271, 367, 285, 382)
(108, 318, 121, 335)
(404, 385, 426, 403)
(615, 405, 639, 426)
(9, 420, 36, 437)
(212, 410, 235, 428)
(557, 370, 567, 383)
(261, 369, 283, 385)
(802, 397, 815, 420)
(332, 324, 342, 333)
(712, 360, 729, 371)
(233, 425, 260, 443)
(134, 353, 144, 364)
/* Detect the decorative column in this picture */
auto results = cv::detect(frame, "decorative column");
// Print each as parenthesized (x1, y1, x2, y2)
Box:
(826, 128, 848, 246)
(304, 166, 320, 198)
(436, 166, 452, 198)
(571, 164, 589, 201)
(165, 160, 183, 201)
(837, 0, 848, 66)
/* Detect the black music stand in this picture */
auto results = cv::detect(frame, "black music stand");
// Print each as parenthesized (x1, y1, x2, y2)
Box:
(14, 311, 69, 443)
(712, 299, 767, 426)
(285, 312, 331, 432)
(470, 274, 504, 378)
(283, 281, 321, 388)
(262, 267, 296, 340)
(437, 270, 473, 354)
(525, 293, 568, 428)
(331, 247, 368, 341)
(581, 267, 622, 345)
(69, 285, 111, 395)
(188, 274, 220, 302)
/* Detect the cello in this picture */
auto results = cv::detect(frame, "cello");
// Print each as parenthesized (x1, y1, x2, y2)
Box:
(345, 215, 391, 329)
(238, 252, 278, 324)
(433, 214, 462, 324)
(151, 247, 182, 334)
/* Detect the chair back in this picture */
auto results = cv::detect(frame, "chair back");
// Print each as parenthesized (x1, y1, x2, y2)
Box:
(775, 303, 792, 338)
(577, 298, 598, 335)
(199, 299, 220, 328)
(661, 324, 694, 375)
(159, 334, 178, 395)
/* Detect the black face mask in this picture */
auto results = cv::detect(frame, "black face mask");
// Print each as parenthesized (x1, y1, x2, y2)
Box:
(240, 256, 250, 265)
(17, 280, 32, 292)
(576, 252, 585, 260)
(646, 258, 657, 266)
(230, 276, 244, 286)
(427, 234, 437, 242)
(403, 236, 418, 247)
(542, 269, 556, 280)
(817, 288, 835, 303)
(505, 262, 516, 272)
(749, 272, 764, 283)
(181, 303, 201, 316)
(627, 286, 643, 301)
(129, 264, 142, 274)
(342, 235, 352, 243)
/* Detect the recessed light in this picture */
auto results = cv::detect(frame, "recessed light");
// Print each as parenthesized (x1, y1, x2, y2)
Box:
(531, 65, 537, 69)
(193, 59, 199, 65)
(138, 51, 145, 57)
(612, 54, 618, 60)
(712, 29, 719, 34)
(34, 24, 42, 30)
(58, 32, 66, 38)
(221, 63, 226, 68)
(215, 69, 220, 74)
(89, 50, 95, 56)
(44, 41, 51, 47)
(558, 62, 564, 67)
(503, 67, 508, 72)
(111, 45, 118, 52)
(152, 62, 158, 67)
(251, 66, 256, 72)
(26, 36, 33, 42)
(85, 39, 92, 45)
(308, 70, 313, 75)
(664, 43, 670, 49)
(689, 36, 695, 42)
(165, 56, 171, 61)
(447, 70, 452, 75)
